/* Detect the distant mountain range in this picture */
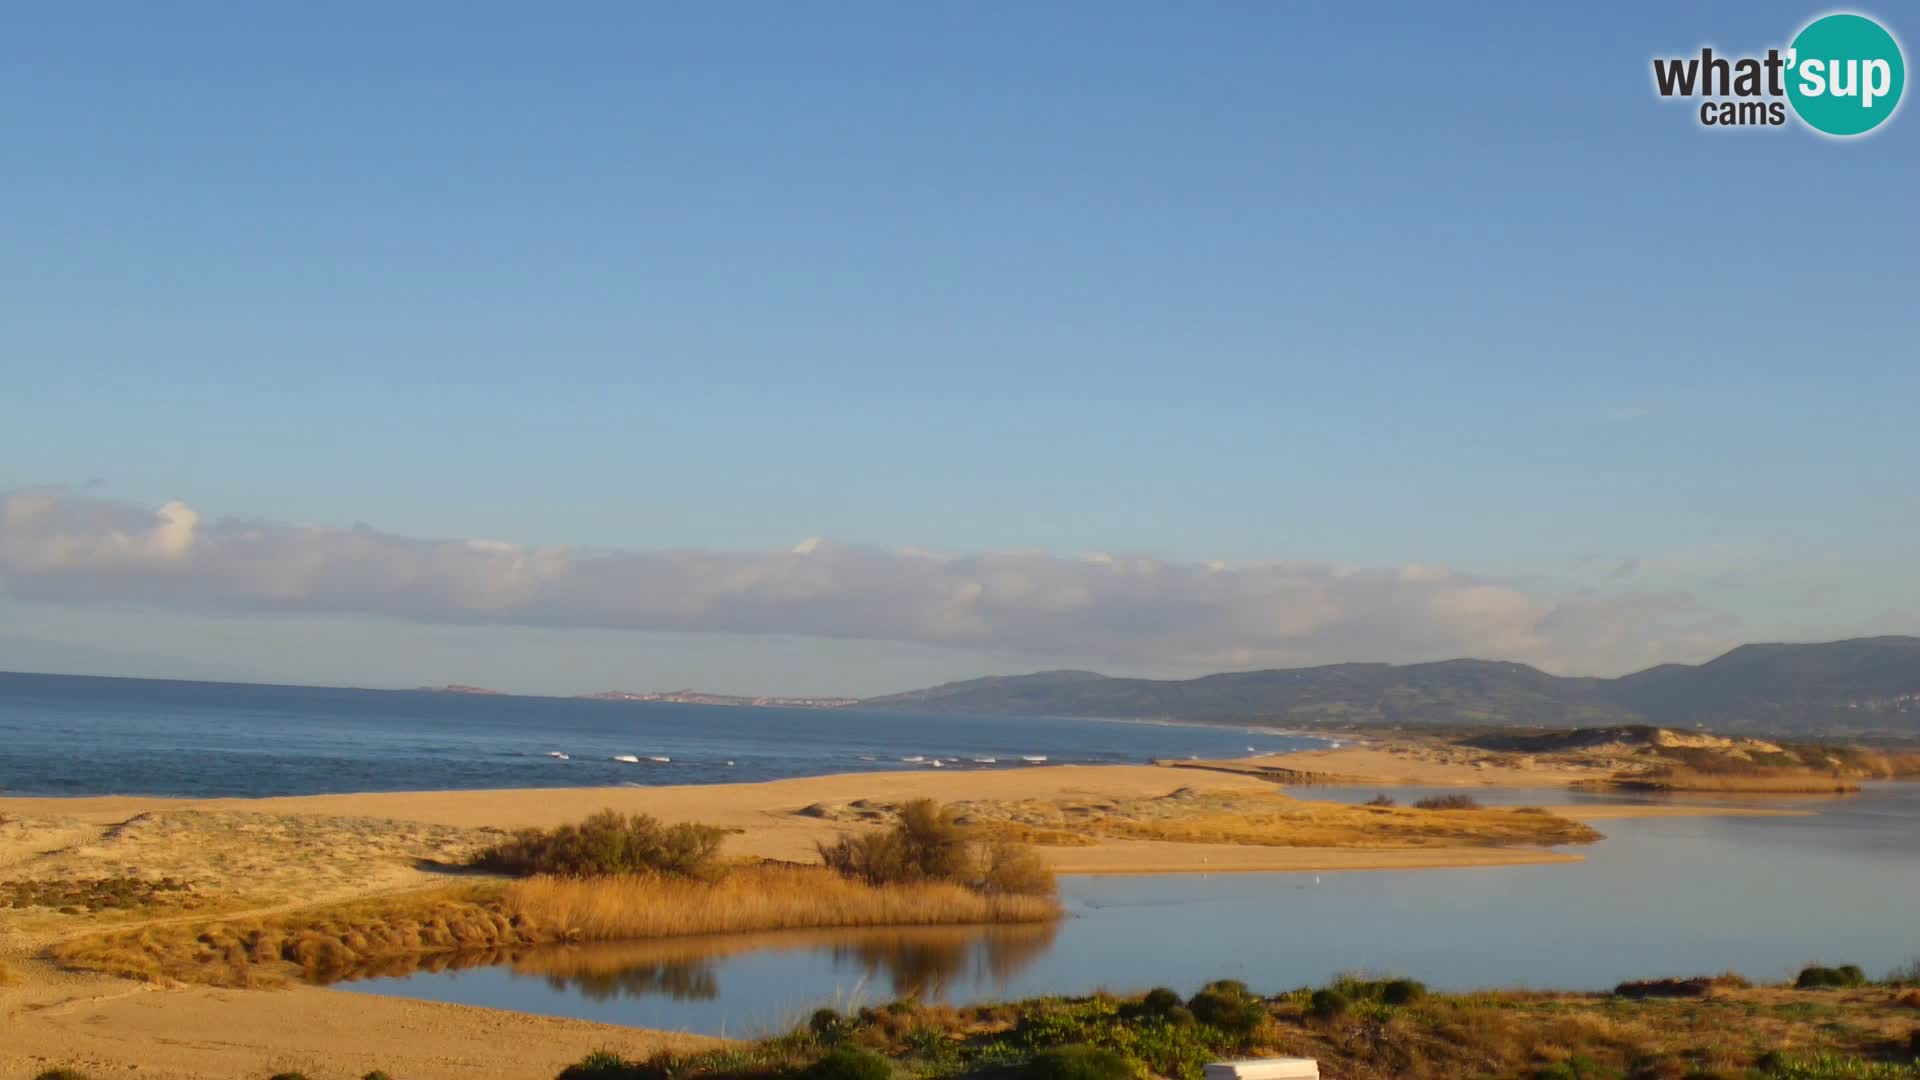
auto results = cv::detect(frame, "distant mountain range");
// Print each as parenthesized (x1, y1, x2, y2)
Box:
(857, 636, 1920, 737)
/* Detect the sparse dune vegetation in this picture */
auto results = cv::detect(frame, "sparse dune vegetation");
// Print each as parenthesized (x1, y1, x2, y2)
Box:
(919, 787, 1601, 850)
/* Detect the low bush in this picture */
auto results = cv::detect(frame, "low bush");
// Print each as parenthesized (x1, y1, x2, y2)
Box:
(1187, 979, 1264, 1034)
(1413, 793, 1483, 811)
(1364, 793, 1396, 807)
(1380, 977, 1427, 1005)
(470, 810, 730, 880)
(1120, 986, 1186, 1022)
(819, 799, 1055, 897)
(1614, 973, 1750, 999)
(809, 1007, 855, 1045)
(1030, 1045, 1138, 1080)
(808, 1047, 893, 1080)
(1796, 964, 1868, 990)
(34, 1069, 101, 1080)
(1308, 988, 1349, 1020)
(1327, 973, 1427, 1006)
(980, 837, 1058, 897)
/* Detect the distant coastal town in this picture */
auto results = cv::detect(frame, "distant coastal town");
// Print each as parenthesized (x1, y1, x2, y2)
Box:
(578, 689, 862, 708)
(416, 684, 858, 707)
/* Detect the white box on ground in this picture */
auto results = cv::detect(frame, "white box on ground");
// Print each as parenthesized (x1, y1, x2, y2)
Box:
(1204, 1058, 1319, 1080)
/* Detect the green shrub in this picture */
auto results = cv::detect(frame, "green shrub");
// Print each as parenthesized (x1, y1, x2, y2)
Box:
(1308, 988, 1349, 1020)
(1142, 987, 1183, 1015)
(1187, 980, 1264, 1034)
(809, 1047, 894, 1080)
(1413, 793, 1482, 811)
(809, 1007, 854, 1045)
(1380, 977, 1427, 1005)
(1795, 965, 1869, 990)
(1909, 1029, 1919, 1061)
(1029, 1045, 1138, 1080)
(470, 811, 729, 879)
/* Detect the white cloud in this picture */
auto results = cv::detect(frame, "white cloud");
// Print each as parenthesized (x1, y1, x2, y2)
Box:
(0, 487, 1732, 676)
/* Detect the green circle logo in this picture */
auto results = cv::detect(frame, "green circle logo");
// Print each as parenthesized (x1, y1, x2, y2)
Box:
(1787, 13, 1905, 136)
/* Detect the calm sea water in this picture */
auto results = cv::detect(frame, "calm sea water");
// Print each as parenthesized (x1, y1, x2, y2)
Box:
(344, 784, 1920, 1035)
(0, 671, 1321, 797)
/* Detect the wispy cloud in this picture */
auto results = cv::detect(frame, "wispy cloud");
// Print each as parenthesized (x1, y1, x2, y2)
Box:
(0, 487, 1732, 676)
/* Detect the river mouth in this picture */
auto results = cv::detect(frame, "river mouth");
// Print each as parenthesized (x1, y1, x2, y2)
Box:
(337, 784, 1920, 1036)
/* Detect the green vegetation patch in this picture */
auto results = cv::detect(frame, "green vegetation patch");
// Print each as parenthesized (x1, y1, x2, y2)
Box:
(469, 810, 732, 880)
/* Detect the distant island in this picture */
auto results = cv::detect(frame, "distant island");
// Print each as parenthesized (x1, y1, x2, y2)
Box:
(414, 684, 507, 696)
(580, 688, 860, 709)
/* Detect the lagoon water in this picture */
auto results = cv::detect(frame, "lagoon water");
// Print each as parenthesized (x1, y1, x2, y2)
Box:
(344, 785, 1920, 1035)
(0, 671, 1319, 797)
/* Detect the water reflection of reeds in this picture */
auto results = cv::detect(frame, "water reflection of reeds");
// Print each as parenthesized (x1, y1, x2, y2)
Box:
(334, 922, 1059, 1004)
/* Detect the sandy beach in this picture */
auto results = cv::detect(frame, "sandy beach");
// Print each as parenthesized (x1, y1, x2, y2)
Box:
(0, 759, 1816, 1080)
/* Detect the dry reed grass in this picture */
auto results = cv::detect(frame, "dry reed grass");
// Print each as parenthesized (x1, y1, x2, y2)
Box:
(505, 865, 1059, 940)
(53, 866, 1060, 987)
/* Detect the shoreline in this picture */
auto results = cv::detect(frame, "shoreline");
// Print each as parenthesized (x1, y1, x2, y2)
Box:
(0, 756, 1856, 1080)
(0, 763, 1806, 874)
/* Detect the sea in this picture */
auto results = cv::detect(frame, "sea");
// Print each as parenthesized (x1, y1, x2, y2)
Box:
(0, 671, 1322, 798)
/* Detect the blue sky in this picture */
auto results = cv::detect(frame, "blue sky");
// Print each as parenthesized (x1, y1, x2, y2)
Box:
(1, 3, 1914, 694)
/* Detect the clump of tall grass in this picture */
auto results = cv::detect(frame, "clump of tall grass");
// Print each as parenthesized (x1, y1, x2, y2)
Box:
(506, 864, 1059, 941)
(818, 799, 1057, 897)
(469, 810, 731, 880)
